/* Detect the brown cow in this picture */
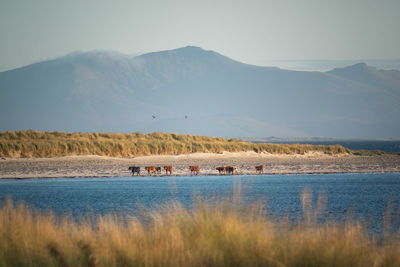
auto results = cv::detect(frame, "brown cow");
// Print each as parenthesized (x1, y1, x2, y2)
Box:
(216, 166, 237, 175)
(255, 165, 263, 174)
(164, 165, 173, 175)
(216, 166, 226, 174)
(145, 166, 156, 175)
(189, 165, 200, 175)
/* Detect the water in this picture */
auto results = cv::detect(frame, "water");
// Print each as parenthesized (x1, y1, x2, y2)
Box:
(1, 173, 400, 234)
(251, 140, 400, 153)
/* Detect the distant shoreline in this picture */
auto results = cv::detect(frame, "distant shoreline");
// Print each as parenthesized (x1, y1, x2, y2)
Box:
(246, 139, 400, 153)
(1, 152, 399, 179)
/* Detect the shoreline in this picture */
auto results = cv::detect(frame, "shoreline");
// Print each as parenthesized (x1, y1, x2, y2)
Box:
(1, 152, 400, 179)
(2, 171, 399, 180)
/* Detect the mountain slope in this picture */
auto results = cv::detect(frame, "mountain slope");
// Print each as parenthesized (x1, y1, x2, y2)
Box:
(1, 46, 399, 138)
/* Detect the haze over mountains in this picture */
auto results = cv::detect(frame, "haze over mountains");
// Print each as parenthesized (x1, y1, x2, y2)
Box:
(1, 46, 399, 139)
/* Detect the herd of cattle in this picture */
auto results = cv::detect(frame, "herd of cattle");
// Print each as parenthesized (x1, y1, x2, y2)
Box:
(128, 165, 264, 176)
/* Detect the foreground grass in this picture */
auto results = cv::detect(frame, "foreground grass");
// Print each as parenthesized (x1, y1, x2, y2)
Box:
(1, 191, 400, 267)
(0, 130, 353, 158)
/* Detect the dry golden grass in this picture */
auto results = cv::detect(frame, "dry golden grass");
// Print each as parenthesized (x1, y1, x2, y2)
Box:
(1, 189, 399, 267)
(0, 130, 352, 158)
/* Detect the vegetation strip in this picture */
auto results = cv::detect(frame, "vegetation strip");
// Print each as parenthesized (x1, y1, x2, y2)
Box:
(0, 130, 355, 158)
(1, 190, 399, 266)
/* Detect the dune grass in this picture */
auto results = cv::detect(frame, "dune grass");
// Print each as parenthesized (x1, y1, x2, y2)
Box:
(1, 189, 399, 267)
(352, 150, 386, 156)
(0, 130, 353, 158)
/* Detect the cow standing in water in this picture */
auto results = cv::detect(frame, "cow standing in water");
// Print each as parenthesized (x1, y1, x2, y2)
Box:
(255, 165, 263, 174)
(189, 165, 200, 175)
(128, 166, 140, 176)
(164, 166, 173, 175)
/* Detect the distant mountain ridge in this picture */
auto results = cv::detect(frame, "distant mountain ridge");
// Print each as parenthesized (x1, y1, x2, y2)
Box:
(1, 46, 399, 139)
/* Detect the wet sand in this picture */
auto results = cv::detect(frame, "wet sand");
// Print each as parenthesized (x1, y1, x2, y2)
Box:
(0, 152, 399, 178)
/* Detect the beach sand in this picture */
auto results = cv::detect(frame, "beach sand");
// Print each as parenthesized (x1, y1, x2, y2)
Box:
(0, 151, 399, 178)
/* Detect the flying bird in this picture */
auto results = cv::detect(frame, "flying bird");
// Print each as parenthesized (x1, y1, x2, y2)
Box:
(152, 115, 156, 119)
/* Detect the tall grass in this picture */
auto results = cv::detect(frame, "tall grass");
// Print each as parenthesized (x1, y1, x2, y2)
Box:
(0, 130, 352, 158)
(0, 190, 399, 266)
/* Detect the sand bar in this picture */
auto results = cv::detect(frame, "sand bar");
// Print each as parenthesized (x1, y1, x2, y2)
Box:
(0, 152, 399, 178)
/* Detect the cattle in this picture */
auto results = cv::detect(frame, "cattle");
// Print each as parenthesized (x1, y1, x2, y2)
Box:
(255, 165, 263, 174)
(216, 166, 238, 175)
(216, 166, 226, 174)
(164, 166, 173, 175)
(155, 167, 162, 174)
(189, 165, 200, 175)
(128, 166, 140, 176)
(226, 166, 234, 175)
(145, 166, 157, 175)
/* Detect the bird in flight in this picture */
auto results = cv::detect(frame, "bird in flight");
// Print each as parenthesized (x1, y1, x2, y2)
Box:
(152, 115, 156, 119)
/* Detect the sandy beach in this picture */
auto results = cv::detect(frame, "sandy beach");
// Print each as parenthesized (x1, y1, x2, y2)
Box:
(0, 151, 399, 178)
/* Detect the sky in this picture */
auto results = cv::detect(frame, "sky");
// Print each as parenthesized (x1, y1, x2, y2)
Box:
(1, 0, 400, 71)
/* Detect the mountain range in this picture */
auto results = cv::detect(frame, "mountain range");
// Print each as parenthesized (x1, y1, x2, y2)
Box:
(1, 46, 399, 139)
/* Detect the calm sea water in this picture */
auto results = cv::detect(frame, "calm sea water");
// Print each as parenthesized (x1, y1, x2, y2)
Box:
(1, 173, 400, 234)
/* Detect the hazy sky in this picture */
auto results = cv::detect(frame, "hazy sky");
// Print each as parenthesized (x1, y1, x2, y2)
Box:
(1, 0, 399, 70)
